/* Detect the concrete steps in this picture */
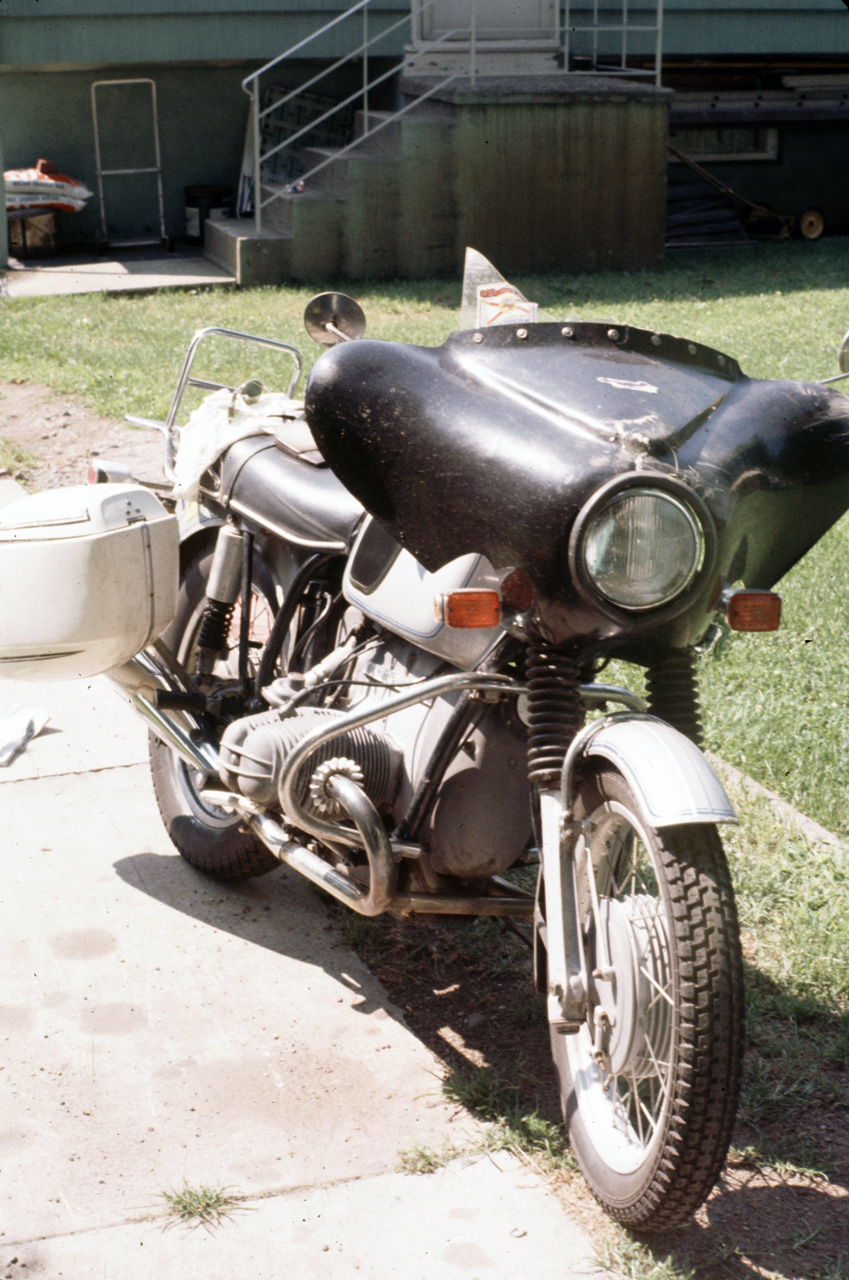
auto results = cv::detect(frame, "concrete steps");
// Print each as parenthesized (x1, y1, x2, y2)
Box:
(205, 76, 669, 285)
(205, 106, 455, 285)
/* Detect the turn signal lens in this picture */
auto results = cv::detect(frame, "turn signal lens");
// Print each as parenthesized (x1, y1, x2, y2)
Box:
(723, 589, 781, 632)
(435, 589, 501, 629)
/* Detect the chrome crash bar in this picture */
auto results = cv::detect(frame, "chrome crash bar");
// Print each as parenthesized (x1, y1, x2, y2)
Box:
(109, 647, 644, 922)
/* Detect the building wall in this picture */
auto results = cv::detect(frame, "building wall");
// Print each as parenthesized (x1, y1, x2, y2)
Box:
(0, 2, 406, 66)
(1, 2, 845, 70)
(1, 3, 847, 257)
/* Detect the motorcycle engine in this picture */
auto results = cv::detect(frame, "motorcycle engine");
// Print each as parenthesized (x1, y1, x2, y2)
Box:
(218, 632, 531, 878)
(219, 705, 402, 819)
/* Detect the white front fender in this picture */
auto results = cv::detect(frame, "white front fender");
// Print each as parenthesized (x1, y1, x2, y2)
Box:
(583, 717, 737, 828)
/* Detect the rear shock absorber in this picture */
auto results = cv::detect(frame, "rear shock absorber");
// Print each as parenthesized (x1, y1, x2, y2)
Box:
(525, 644, 585, 789)
(645, 648, 703, 746)
(195, 525, 245, 676)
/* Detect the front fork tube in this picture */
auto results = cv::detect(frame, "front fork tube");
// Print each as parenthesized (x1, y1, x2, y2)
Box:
(536, 789, 588, 1034)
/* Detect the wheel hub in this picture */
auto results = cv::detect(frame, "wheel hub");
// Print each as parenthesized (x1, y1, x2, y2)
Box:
(591, 894, 672, 1078)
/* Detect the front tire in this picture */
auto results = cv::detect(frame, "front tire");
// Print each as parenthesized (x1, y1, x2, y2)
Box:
(549, 767, 743, 1231)
(149, 543, 280, 880)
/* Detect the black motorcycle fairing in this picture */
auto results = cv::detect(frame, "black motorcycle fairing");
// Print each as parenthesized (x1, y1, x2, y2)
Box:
(208, 435, 364, 551)
(305, 326, 740, 590)
(305, 325, 849, 655)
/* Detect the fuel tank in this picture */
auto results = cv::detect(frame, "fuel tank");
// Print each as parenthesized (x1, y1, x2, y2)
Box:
(305, 321, 849, 653)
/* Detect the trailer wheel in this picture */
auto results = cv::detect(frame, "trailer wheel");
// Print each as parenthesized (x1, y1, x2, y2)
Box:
(796, 207, 826, 241)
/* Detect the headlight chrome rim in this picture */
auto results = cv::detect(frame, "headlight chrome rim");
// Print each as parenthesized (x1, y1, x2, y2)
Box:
(568, 475, 716, 619)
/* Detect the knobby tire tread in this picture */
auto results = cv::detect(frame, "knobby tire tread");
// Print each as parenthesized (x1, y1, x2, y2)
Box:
(561, 768, 744, 1232)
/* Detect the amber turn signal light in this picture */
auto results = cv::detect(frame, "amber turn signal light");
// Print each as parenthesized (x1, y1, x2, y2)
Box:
(722, 589, 782, 632)
(435, 589, 502, 629)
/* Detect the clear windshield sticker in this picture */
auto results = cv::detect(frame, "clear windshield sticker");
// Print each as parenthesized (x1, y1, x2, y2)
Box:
(477, 285, 538, 327)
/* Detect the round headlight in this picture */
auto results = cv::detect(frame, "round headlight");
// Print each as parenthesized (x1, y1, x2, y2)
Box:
(581, 487, 704, 611)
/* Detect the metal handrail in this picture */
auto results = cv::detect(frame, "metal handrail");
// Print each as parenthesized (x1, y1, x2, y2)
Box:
(564, 0, 664, 85)
(241, 0, 445, 231)
(240, 1, 664, 232)
(125, 326, 301, 481)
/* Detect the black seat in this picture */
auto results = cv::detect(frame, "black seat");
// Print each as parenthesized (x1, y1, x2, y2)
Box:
(211, 435, 364, 551)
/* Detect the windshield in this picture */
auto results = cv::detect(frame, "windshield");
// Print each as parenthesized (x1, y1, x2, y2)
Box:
(459, 247, 558, 331)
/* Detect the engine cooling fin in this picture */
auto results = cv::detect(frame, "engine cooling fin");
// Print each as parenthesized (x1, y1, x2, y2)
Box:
(218, 705, 400, 818)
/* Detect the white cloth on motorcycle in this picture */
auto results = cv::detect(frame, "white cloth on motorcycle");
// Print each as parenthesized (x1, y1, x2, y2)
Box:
(173, 386, 322, 502)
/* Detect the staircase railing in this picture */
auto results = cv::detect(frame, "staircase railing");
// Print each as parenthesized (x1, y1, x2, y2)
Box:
(240, 1, 664, 233)
(241, 0, 455, 231)
(564, 1, 664, 84)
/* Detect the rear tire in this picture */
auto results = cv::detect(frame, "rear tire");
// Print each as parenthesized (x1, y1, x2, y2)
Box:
(149, 543, 280, 880)
(548, 767, 744, 1231)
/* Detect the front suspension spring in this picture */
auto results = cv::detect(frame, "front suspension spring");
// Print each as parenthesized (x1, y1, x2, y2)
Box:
(525, 645, 585, 788)
(645, 649, 703, 746)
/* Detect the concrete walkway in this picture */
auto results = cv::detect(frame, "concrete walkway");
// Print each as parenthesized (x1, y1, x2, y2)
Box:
(2, 251, 234, 298)
(0, 676, 603, 1278)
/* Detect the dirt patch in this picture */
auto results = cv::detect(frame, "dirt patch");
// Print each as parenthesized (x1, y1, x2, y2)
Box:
(0, 381, 166, 492)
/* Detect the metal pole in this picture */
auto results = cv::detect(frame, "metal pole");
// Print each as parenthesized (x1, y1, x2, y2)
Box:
(252, 83, 262, 233)
(655, 0, 664, 85)
(563, 0, 570, 72)
(363, 5, 369, 134)
(593, 0, 599, 70)
(470, 0, 476, 85)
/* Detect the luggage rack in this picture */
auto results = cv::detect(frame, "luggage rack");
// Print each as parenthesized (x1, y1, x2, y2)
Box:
(125, 326, 303, 482)
(91, 78, 168, 249)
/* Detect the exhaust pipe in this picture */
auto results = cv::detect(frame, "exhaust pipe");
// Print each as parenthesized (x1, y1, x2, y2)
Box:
(105, 650, 219, 775)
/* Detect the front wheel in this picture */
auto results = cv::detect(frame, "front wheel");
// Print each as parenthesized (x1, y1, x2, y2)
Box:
(548, 767, 743, 1232)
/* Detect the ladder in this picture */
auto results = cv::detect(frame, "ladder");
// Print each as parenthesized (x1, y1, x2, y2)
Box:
(91, 78, 167, 248)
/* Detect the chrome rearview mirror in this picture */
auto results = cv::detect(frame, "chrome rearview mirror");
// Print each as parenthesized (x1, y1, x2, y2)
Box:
(818, 328, 849, 385)
(304, 292, 366, 347)
(838, 329, 849, 375)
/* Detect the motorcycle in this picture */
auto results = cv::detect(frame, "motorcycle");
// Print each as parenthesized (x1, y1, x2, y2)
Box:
(3, 250, 849, 1232)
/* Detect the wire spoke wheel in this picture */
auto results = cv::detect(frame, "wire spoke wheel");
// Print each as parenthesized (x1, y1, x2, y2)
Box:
(549, 767, 744, 1232)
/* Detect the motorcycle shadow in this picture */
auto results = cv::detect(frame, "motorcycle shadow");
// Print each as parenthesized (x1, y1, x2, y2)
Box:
(112, 852, 403, 1024)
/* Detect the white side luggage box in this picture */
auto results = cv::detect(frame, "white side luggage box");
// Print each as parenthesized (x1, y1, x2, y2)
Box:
(0, 484, 178, 680)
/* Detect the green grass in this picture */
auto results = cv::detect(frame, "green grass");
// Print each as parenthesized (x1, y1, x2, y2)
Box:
(0, 435, 35, 475)
(4, 239, 849, 421)
(442, 1065, 579, 1176)
(713, 777, 849, 1138)
(158, 1182, 247, 1230)
(594, 1227, 696, 1280)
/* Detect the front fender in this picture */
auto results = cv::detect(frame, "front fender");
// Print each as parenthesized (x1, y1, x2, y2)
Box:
(583, 716, 737, 828)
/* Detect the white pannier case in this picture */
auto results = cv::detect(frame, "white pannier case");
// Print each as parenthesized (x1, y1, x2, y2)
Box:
(0, 484, 178, 680)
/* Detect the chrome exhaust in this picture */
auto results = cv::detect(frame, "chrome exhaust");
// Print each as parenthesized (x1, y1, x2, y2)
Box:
(105, 650, 219, 775)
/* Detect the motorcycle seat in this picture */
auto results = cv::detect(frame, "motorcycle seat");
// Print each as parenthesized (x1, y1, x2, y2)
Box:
(211, 434, 364, 552)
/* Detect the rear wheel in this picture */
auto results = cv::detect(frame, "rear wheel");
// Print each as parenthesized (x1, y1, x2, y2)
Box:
(548, 767, 743, 1231)
(149, 543, 281, 879)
